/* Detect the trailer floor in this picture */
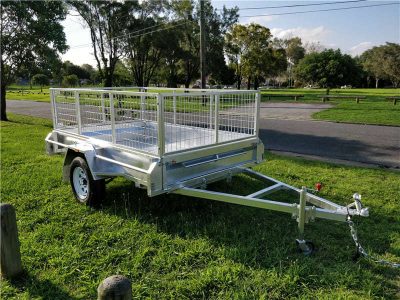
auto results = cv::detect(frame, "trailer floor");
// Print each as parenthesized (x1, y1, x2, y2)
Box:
(63, 121, 252, 154)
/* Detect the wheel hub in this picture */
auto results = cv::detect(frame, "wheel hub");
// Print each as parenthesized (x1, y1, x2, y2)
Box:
(73, 167, 89, 200)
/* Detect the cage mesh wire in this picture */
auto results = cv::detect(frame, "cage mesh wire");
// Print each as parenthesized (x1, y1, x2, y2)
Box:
(218, 92, 256, 140)
(112, 93, 158, 152)
(54, 91, 78, 130)
(53, 90, 257, 156)
(163, 94, 214, 153)
(163, 92, 256, 153)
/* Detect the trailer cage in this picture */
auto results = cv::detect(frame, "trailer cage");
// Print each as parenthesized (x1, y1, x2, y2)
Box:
(45, 87, 369, 254)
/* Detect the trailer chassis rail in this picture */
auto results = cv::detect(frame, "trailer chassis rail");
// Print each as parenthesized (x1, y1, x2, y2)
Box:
(174, 168, 369, 255)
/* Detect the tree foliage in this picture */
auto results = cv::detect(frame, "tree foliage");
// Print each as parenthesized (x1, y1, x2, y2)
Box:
(70, 0, 130, 87)
(31, 74, 49, 92)
(62, 74, 79, 87)
(361, 43, 400, 88)
(294, 49, 362, 88)
(284, 37, 305, 65)
(0, 0, 67, 120)
(167, 0, 238, 87)
(225, 23, 287, 89)
(123, 0, 169, 87)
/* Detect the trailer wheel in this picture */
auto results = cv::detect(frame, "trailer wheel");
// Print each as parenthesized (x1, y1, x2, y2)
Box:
(296, 240, 315, 256)
(69, 157, 105, 207)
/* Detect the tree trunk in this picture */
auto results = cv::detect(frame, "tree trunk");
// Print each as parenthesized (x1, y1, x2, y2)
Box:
(1, 84, 8, 121)
(184, 60, 191, 88)
(104, 75, 113, 87)
(254, 77, 259, 90)
(247, 77, 251, 90)
(375, 77, 379, 89)
(134, 74, 144, 87)
(236, 74, 241, 90)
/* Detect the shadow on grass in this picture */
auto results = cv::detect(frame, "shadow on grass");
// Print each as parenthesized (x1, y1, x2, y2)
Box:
(7, 270, 78, 300)
(78, 165, 400, 297)
(99, 174, 400, 284)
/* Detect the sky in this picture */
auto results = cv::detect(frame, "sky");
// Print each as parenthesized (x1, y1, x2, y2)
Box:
(61, 0, 400, 66)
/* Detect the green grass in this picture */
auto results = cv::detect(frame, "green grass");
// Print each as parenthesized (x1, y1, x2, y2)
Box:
(313, 101, 400, 126)
(6, 86, 50, 102)
(260, 87, 399, 101)
(261, 88, 400, 126)
(1, 114, 399, 299)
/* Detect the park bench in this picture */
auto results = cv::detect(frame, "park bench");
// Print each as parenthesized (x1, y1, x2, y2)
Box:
(263, 94, 304, 101)
(386, 96, 399, 105)
(9, 90, 49, 95)
(318, 95, 366, 103)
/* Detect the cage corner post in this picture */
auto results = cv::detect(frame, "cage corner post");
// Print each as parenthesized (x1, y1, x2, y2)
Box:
(157, 93, 165, 156)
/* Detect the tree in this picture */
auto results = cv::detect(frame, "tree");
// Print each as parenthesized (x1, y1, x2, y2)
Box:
(154, 28, 184, 88)
(0, 1, 67, 121)
(284, 37, 305, 65)
(31, 74, 49, 92)
(62, 61, 91, 80)
(225, 23, 287, 90)
(81, 63, 97, 84)
(304, 41, 325, 54)
(71, 1, 130, 87)
(361, 43, 400, 88)
(294, 49, 362, 88)
(62, 74, 79, 87)
(381, 43, 400, 88)
(361, 47, 386, 88)
(202, 2, 239, 85)
(113, 61, 131, 86)
(124, 0, 169, 87)
(169, 0, 238, 88)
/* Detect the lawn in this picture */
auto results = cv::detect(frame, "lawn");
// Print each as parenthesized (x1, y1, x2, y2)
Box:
(1, 114, 399, 299)
(312, 100, 400, 126)
(6, 85, 51, 102)
(261, 88, 400, 126)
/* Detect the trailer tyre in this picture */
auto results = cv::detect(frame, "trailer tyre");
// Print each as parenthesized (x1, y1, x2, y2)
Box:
(296, 239, 315, 256)
(69, 157, 105, 207)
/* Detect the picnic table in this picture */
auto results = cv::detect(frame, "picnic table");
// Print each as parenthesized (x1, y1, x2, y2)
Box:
(386, 96, 399, 105)
(318, 95, 366, 103)
(263, 94, 304, 101)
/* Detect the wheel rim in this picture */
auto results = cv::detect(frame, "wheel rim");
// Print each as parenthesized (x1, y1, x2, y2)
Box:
(72, 166, 89, 200)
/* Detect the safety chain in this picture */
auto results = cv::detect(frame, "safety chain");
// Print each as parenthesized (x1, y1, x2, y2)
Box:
(347, 217, 400, 268)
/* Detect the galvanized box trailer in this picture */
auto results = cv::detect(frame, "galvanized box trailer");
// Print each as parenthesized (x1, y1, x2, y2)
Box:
(45, 87, 369, 254)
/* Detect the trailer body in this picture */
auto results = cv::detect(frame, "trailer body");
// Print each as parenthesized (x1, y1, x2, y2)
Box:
(46, 88, 263, 196)
(46, 87, 368, 254)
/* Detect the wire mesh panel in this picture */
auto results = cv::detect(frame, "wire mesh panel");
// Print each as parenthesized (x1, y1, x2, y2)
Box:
(162, 91, 257, 153)
(217, 92, 257, 142)
(53, 90, 78, 131)
(163, 93, 215, 153)
(111, 92, 158, 153)
(78, 91, 113, 142)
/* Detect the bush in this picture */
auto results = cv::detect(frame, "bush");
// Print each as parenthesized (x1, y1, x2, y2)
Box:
(31, 74, 49, 92)
(62, 74, 79, 87)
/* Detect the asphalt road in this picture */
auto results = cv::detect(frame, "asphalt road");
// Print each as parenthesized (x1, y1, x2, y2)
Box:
(6, 100, 400, 169)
